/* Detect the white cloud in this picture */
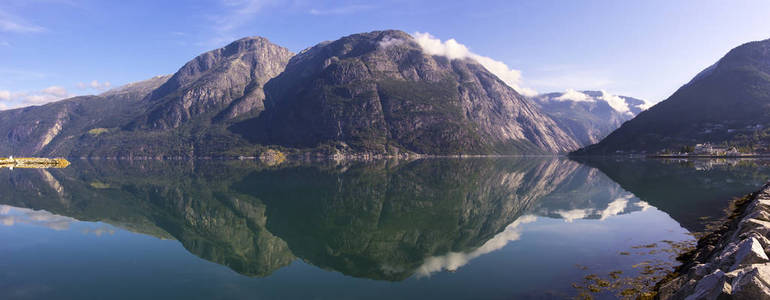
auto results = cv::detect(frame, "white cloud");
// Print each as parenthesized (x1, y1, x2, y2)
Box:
(196, 0, 275, 46)
(378, 36, 405, 49)
(216, 0, 269, 31)
(637, 101, 654, 110)
(414, 32, 470, 60)
(0, 9, 45, 33)
(23, 94, 62, 105)
(77, 80, 111, 90)
(416, 215, 538, 277)
(599, 90, 631, 114)
(552, 193, 639, 222)
(635, 201, 652, 212)
(599, 194, 632, 220)
(555, 208, 591, 223)
(0, 205, 76, 231)
(19, 86, 70, 105)
(413, 32, 537, 97)
(92, 80, 111, 89)
(0, 86, 72, 110)
(548, 88, 651, 114)
(0, 90, 10, 101)
(554, 89, 592, 102)
(309, 4, 374, 15)
(42, 86, 68, 98)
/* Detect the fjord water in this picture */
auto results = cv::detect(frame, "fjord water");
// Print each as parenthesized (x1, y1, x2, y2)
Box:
(1, 158, 769, 299)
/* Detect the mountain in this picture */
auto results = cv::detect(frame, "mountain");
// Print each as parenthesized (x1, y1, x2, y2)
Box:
(233, 30, 579, 155)
(531, 90, 647, 146)
(0, 37, 292, 157)
(574, 38, 770, 155)
(0, 30, 580, 157)
(0, 75, 170, 156)
(138, 36, 293, 129)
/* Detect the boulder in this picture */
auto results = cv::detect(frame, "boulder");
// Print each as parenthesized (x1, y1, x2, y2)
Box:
(717, 237, 769, 271)
(745, 209, 770, 222)
(659, 276, 688, 300)
(687, 263, 715, 279)
(756, 199, 770, 211)
(739, 232, 770, 253)
(729, 263, 770, 299)
(736, 219, 770, 240)
(684, 270, 731, 300)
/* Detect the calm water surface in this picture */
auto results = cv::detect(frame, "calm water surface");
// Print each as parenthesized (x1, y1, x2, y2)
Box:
(1, 158, 769, 299)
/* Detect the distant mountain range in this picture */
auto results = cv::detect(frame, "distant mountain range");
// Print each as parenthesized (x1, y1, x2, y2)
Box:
(576, 38, 770, 155)
(531, 90, 647, 146)
(0, 30, 594, 158)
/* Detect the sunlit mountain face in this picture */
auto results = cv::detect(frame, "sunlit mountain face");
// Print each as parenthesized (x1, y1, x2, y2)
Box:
(2, 158, 770, 298)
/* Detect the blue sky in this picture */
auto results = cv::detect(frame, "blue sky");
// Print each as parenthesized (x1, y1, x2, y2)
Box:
(1, 0, 769, 110)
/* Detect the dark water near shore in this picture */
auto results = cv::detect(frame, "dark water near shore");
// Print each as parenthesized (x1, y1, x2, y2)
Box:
(1, 158, 770, 299)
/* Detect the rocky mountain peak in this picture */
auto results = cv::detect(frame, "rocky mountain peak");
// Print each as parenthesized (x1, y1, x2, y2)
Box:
(141, 36, 294, 129)
(236, 30, 579, 154)
(531, 91, 647, 146)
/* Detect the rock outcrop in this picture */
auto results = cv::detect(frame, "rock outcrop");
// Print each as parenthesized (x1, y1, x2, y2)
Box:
(658, 183, 770, 299)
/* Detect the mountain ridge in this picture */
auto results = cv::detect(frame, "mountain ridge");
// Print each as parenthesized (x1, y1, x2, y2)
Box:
(0, 30, 582, 157)
(574, 37, 770, 155)
(234, 30, 579, 155)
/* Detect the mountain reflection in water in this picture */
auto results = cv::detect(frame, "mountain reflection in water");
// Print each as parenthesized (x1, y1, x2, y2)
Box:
(2, 158, 770, 298)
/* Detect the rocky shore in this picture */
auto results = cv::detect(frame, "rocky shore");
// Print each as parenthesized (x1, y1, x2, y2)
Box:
(658, 183, 770, 299)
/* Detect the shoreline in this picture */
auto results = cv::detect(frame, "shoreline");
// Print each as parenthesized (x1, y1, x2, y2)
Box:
(656, 182, 770, 299)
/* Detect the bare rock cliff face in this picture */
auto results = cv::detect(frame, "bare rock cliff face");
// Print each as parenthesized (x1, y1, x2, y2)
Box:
(236, 30, 578, 155)
(142, 37, 293, 129)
